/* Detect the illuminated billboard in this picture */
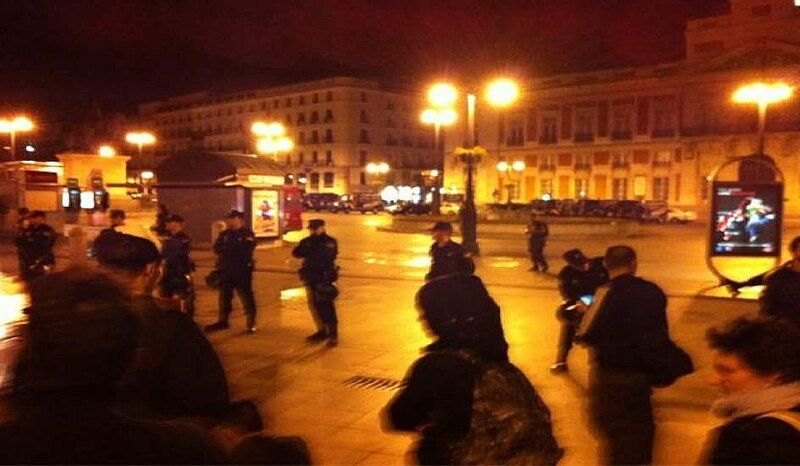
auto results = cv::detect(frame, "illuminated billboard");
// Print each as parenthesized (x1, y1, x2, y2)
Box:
(710, 182, 783, 257)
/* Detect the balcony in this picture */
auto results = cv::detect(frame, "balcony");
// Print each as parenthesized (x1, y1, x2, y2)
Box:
(651, 129, 676, 138)
(611, 131, 632, 141)
(611, 161, 630, 169)
(574, 163, 591, 172)
(574, 133, 594, 143)
(653, 160, 671, 168)
(538, 135, 558, 145)
(539, 164, 556, 172)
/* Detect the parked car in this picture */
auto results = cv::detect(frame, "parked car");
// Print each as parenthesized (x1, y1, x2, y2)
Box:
(303, 193, 343, 212)
(347, 193, 384, 214)
(439, 202, 461, 215)
(390, 203, 432, 215)
(649, 207, 698, 224)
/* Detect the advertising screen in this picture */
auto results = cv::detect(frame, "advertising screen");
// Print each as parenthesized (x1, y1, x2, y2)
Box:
(251, 189, 280, 238)
(710, 182, 783, 257)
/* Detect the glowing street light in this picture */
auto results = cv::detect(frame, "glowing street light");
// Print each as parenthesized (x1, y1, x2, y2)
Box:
(732, 82, 793, 158)
(427, 83, 458, 108)
(486, 78, 520, 108)
(251, 121, 286, 138)
(97, 145, 116, 158)
(496, 159, 526, 204)
(421, 107, 458, 215)
(0, 116, 35, 160)
(252, 121, 292, 159)
(125, 131, 156, 156)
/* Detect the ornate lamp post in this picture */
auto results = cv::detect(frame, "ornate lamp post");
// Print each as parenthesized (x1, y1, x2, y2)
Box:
(496, 160, 526, 205)
(732, 82, 793, 158)
(420, 107, 457, 214)
(0, 116, 34, 160)
(251, 121, 294, 160)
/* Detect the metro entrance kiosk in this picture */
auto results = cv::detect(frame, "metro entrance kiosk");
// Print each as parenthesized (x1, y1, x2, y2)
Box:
(155, 152, 293, 248)
(706, 154, 785, 292)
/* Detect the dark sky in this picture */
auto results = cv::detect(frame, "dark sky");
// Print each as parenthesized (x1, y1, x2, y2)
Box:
(2, 0, 729, 120)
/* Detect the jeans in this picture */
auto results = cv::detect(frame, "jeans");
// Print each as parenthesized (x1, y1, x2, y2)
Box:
(589, 368, 654, 465)
(219, 271, 256, 325)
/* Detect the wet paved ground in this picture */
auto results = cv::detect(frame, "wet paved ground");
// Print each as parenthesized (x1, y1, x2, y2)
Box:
(0, 213, 773, 464)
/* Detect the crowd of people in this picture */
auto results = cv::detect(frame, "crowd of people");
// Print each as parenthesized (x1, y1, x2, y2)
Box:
(6, 207, 800, 464)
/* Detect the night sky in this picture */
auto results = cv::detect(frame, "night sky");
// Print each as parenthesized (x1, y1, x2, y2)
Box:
(2, 0, 729, 120)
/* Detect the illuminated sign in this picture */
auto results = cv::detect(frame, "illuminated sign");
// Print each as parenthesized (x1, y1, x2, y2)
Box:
(710, 182, 783, 257)
(80, 191, 95, 209)
(251, 189, 280, 238)
(247, 174, 285, 186)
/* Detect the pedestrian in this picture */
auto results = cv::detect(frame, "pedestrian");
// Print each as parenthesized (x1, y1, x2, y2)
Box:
(383, 273, 562, 465)
(576, 245, 692, 465)
(0, 268, 226, 464)
(205, 210, 257, 333)
(160, 214, 195, 315)
(550, 248, 608, 374)
(14, 210, 56, 282)
(526, 213, 549, 272)
(425, 221, 473, 281)
(702, 316, 800, 465)
(93, 232, 230, 419)
(14, 207, 29, 276)
(94, 209, 126, 249)
(152, 203, 170, 237)
(291, 218, 340, 347)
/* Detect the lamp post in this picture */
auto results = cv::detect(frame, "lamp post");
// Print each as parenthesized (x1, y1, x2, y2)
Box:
(365, 161, 390, 186)
(125, 131, 156, 157)
(427, 78, 520, 256)
(420, 108, 457, 215)
(97, 145, 116, 158)
(0, 116, 34, 160)
(732, 82, 793, 158)
(496, 160, 526, 205)
(252, 121, 294, 160)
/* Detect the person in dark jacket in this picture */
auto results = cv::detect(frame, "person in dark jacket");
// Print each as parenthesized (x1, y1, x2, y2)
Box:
(576, 245, 673, 465)
(702, 316, 800, 465)
(206, 210, 258, 333)
(160, 214, 195, 315)
(14, 210, 56, 282)
(425, 221, 473, 281)
(551, 249, 609, 374)
(526, 213, 549, 272)
(0, 268, 226, 464)
(94, 232, 230, 420)
(14, 207, 29, 277)
(292, 219, 340, 346)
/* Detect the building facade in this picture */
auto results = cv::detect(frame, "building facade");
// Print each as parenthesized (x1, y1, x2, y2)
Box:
(444, 0, 800, 214)
(139, 77, 437, 194)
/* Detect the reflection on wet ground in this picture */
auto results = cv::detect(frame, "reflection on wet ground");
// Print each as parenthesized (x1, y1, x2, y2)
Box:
(0, 275, 28, 389)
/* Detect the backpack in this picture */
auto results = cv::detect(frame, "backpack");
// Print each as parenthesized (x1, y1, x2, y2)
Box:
(443, 351, 564, 465)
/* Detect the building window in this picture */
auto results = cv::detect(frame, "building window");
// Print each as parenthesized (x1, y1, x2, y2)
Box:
(653, 177, 669, 201)
(312, 151, 318, 164)
(359, 150, 367, 166)
(360, 130, 370, 143)
(360, 91, 368, 102)
(298, 132, 306, 144)
(299, 96, 306, 105)
(575, 153, 591, 169)
(653, 106, 675, 137)
(286, 97, 292, 107)
(323, 172, 334, 188)
(751, 4, 771, 16)
(324, 129, 333, 143)
(297, 113, 306, 125)
(540, 117, 558, 144)
(611, 108, 633, 139)
(540, 179, 553, 196)
(326, 91, 333, 102)
(612, 152, 629, 168)
(310, 173, 320, 189)
(654, 151, 671, 167)
(324, 110, 334, 123)
(312, 93, 319, 104)
(325, 150, 333, 165)
(360, 109, 369, 124)
(575, 111, 594, 142)
(360, 172, 366, 185)
(612, 178, 628, 200)
(298, 152, 305, 164)
(310, 111, 319, 123)
(311, 130, 319, 144)
(575, 179, 589, 198)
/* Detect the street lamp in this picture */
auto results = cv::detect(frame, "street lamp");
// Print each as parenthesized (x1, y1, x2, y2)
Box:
(420, 107, 457, 215)
(732, 82, 793, 158)
(0, 116, 34, 160)
(428, 77, 520, 255)
(252, 121, 294, 160)
(365, 162, 390, 186)
(496, 160, 526, 205)
(125, 131, 156, 157)
(97, 145, 116, 158)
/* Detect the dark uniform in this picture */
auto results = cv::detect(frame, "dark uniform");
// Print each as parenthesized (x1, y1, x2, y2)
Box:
(554, 253, 609, 369)
(760, 264, 800, 327)
(426, 240, 473, 281)
(161, 230, 195, 314)
(15, 222, 57, 282)
(527, 219, 549, 272)
(292, 229, 339, 342)
(214, 225, 257, 330)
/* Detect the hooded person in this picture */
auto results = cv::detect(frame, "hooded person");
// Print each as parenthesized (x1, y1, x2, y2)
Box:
(93, 232, 230, 420)
(383, 274, 562, 465)
(0, 269, 226, 464)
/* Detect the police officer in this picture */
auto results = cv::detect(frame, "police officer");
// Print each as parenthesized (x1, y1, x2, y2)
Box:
(526, 213, 549, 272)
(551, 248, 609, 373)
(425, 221, 474, 281)
(160, 214, 195, 315)
(205, 210, 257, 333)
(14, 208, 29, 277)
(15, 210, 56, 282)
(292, 219, 340, 347)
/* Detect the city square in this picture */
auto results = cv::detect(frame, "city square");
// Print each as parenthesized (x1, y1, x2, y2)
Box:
(2, 0, 800, 464)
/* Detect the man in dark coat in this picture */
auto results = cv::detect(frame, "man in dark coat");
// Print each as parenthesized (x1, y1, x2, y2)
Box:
(551, 249, 609, 373)
(206, 210, 258, 333)
(14, 210, 56, 282)
(425, 221, 473, 281)
(292, 218, 340, 346)
(576, 245, 673, 465)
(526, 213, 549, 272)
(160, 214, 195, 315)
(94, 232, 230, 420)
